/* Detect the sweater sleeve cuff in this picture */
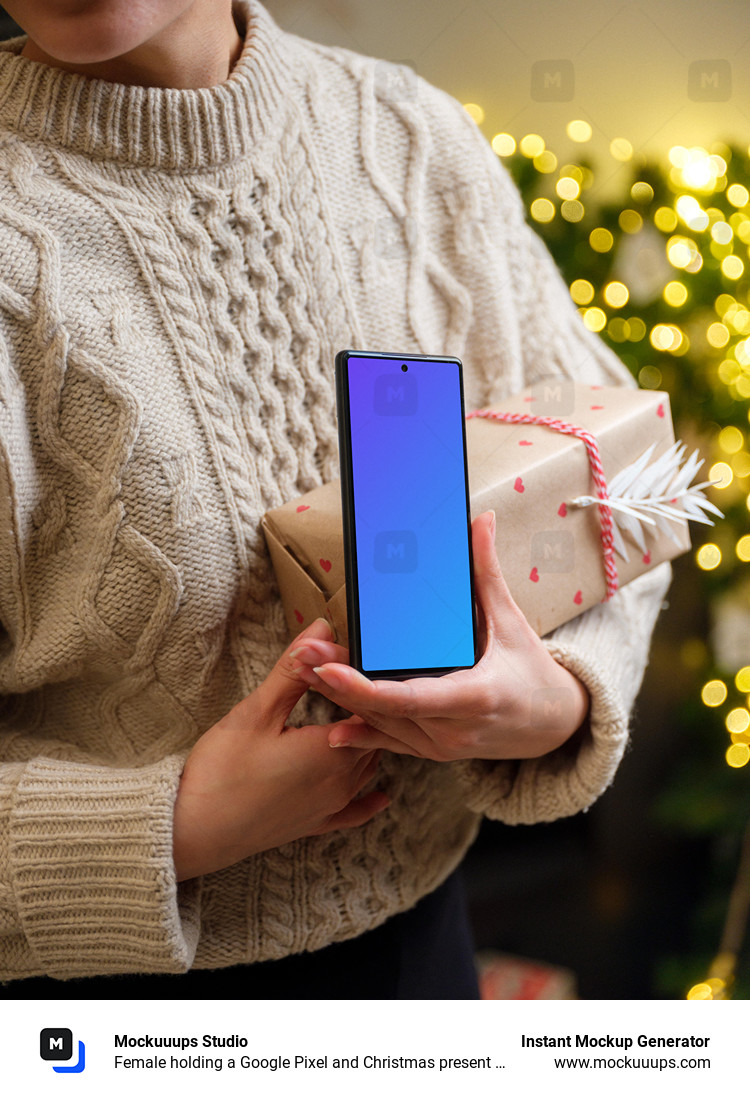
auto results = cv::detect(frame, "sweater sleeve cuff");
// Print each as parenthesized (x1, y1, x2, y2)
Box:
(450, 563, 671, 823)
(450, 642, 628, 822)
(7, 754, 201, 979)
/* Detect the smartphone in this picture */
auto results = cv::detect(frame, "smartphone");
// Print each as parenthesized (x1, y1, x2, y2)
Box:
(335, 349, 478, 681)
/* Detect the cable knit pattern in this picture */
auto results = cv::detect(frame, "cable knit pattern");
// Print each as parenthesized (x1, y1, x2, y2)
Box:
(0, 1, 670, 981)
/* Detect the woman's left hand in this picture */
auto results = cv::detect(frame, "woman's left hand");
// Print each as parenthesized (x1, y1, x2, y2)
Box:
(291, 511, 590, 762)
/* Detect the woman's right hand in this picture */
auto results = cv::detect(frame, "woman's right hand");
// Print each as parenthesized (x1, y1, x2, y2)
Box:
(172, 618, 388, 882)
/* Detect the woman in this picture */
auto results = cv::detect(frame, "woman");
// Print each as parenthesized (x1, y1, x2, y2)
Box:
(0, 0, 670, 996)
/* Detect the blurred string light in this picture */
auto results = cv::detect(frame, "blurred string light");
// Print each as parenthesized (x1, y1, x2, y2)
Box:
(567, 119, 592, 142)
(491, 121, 750, 1000)
(462, 102, 485, 125)
(492, 126, 750, 776)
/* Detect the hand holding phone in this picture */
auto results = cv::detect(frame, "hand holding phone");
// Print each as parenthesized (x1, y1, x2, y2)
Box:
(292, 510, 591, 761)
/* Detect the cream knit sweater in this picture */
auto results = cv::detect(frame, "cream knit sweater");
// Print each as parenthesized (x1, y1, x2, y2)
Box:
(0, 0, 670, 981)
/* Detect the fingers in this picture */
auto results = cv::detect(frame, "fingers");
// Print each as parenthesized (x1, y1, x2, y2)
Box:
(289, 638, 350, 677)
(329, 717, 418, 755)
(255, 617, 335, 727)
(320, 789, 390, 834)
(351, 748, 382, 791)
(297, 659, 482, 722)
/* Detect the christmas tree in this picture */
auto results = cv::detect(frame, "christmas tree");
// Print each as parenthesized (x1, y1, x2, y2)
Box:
(472, 114, 750, 998)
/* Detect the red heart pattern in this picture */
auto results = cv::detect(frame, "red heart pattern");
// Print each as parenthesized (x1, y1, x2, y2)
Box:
(514, 477, 525, 493)
(296, 504, 310, 513)
(519, 440, 533, 446)
(529, 567, 539, 582)
(573, 590, 582, 605)
(319, 559, 332, 572)
(643, 552, 651, 564)
(590, 404, 604, 410)
(294, 609, 304, 623)
(558, 502, 567, 517)
(657, 403, 665, 418)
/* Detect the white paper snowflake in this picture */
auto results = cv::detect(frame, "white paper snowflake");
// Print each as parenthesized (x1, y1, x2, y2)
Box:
(571, 441, 724, 561)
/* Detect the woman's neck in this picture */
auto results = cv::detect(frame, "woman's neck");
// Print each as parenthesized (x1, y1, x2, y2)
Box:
(19, 1, 244, 90)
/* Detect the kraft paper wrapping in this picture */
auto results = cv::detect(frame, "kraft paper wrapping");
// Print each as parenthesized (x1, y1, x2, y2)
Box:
(261, 382, 691, 645)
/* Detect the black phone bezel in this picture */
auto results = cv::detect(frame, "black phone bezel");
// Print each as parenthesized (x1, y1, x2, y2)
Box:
(335, 348, 479, 681)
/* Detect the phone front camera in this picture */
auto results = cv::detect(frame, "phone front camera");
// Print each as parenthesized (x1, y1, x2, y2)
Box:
(401, 363, 408, 372)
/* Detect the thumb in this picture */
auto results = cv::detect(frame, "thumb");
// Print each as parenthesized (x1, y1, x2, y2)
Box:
(255, 617, 334, 727)
(472, 510, 518, 635)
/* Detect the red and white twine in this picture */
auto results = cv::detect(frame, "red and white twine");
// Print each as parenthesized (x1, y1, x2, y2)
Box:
(465, 409, 619, 600)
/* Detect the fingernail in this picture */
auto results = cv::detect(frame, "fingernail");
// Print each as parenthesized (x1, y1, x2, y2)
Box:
(329, 736, 351, 748)
(295, 666, 320, 684)
(307, 617, 333, 639)
(313, 665, 340, 687)
(488, 510, 496, 538)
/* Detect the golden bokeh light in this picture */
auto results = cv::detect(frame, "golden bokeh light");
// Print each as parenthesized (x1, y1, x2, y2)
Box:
(709, 461, 733, 488)
(676, 195, 709, 232)
(610, 138, 633, 161)
(627, 318, 647, 341)
(556, 176, 580, 200)
(491, 132, 516, 157)
(721, 255, 744, 279)
(638, 365, 662, 388)
(701, 680, 727, 707)
(667, 236, 702, 271)
(706, 323, 730, 348)
(603, 282, 629, 308)
(570, 279, 595, 305)
(589, 227, 614, 252)
(631, 181, 654, 204)
(718, 425, 744, 453)
(735, 667, 750, 693)
(582, 307, 607, 332)
(727, 183, 749, 208)
(655, 207, 678, 232)
(736, 534, 750, 561)
(567, 120, 592, 142)
(619, 209, 643, 234)
(463, 103, 485, 125)
(696, 543, 722, 570)
(664, 282, 688, 307)
(607, 317, 630, 342)
(533, 150, 557, 173)
(726, 708, 750, 734)
(561, 200, 584, 222)
(530, 198, 555, 223)
(711, 221, 733, 245)
(726, 743, 750, 768)
(733, 451, 750, 476)
(520, 133, 545, 158)
(650, 323, 686, 353)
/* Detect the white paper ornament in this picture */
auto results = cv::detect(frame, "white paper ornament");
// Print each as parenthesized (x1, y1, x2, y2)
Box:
(570, 441, 723, 561)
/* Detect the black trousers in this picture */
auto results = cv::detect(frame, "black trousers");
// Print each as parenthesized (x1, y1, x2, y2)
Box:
(10, 869, 480, 1000)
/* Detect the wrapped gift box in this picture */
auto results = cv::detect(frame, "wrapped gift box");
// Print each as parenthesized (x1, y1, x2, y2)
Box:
(476, 951, 577, 1000)
(261, 382, 692, 644)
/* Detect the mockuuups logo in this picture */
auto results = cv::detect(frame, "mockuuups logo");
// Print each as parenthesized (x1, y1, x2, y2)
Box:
(40, 1029, 86, 1074)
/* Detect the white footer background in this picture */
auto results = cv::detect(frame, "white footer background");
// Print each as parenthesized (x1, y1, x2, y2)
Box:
(6, 998, 748, 1099)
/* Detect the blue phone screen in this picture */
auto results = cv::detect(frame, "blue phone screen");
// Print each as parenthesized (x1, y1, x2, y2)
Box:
(346, 355, 475, 673)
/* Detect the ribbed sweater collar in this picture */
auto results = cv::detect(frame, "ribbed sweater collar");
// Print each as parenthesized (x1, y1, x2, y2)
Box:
(0, 0, 298, 171)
